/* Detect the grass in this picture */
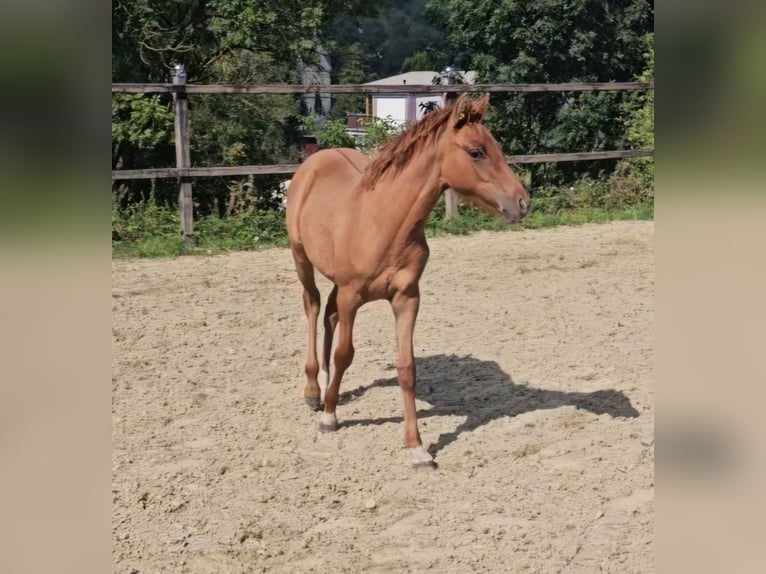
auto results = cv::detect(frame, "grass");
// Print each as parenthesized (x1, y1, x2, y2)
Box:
(113, 172, 654, 258)
(425, 201, 653, 237)
(112, 199, 652, 259)
(112, 205, 289, 258)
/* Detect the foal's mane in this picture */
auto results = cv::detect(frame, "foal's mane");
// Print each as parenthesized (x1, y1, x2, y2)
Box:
(360, 106, 454, 189)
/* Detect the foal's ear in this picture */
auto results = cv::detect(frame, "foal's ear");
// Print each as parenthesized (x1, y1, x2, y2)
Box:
(470, 94, 490, 120)
(452, 94, 490, 129)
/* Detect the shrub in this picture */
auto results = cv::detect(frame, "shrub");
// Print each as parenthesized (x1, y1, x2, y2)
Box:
(620, 33, 654, 190)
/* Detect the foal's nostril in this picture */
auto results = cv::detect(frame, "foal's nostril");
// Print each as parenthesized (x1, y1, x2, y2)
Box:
(519, 197, 528, 214)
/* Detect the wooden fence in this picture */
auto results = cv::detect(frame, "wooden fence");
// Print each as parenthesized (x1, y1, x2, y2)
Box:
(112, 77, 654, 237)
(112, 81, 652, 95)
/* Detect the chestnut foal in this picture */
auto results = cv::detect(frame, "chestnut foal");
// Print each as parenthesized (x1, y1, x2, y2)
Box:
(286, 95, 529, 468)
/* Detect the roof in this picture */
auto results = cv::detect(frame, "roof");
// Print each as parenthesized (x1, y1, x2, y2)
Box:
(364, 70, 476, 86)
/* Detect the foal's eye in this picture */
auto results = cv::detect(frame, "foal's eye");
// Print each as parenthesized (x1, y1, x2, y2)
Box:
(469, 147, 486, 160)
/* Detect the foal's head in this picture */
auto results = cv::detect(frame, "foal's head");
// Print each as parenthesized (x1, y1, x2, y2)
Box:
(438, 94, 530, 223)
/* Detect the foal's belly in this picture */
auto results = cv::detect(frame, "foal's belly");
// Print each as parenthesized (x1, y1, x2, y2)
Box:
(301, 200, 429, 300)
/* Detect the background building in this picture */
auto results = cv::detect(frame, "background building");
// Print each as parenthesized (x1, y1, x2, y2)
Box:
(363, 70, 476, 125)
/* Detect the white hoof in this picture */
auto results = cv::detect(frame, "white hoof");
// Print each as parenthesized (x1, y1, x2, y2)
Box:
(411, 446, 434, 465)
(318, 412, 338, 432)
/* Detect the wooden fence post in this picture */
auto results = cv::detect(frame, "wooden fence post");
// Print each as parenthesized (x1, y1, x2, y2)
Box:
(444, 189, 459, 219)
(172, 64, 193, 239)
(443, 67, 459, 220)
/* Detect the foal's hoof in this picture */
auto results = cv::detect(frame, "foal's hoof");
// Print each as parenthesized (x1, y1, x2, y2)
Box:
(410, 446, 437, 471)
(413, 460, 439, 472)
(318, 412, 338, 433)
(304, 397, 322, 411)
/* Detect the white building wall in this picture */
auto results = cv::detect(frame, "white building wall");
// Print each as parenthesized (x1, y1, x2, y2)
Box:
(374, 97, 408, 126)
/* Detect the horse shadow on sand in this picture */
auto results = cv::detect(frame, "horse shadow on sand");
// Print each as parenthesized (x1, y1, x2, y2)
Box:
(338, 353, 639, 458)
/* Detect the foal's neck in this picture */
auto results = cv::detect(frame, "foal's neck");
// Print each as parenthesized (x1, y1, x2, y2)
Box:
(382, 149, 445, 243)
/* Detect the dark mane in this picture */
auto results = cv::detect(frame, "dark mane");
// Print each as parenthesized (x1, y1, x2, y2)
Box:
(360, 106, 454, 189)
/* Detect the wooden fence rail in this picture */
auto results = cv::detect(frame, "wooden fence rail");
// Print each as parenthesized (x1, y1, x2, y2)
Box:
(112, 81, 653, 95)
(111, 150, 653, 181)
(113, 75, 654, 236)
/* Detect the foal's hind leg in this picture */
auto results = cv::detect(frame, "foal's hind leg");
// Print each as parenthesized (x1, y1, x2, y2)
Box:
(292, 252, 322, 410)
(319, 285, 339, 403)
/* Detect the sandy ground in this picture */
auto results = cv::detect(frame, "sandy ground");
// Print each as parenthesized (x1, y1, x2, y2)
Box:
(112, 221, 654, 573)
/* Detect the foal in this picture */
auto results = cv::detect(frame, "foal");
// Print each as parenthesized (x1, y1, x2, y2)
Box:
(286, 94, 529, 468)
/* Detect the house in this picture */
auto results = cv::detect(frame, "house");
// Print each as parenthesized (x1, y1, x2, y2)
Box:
(299, 69, 476, 155)
(363, 70, 477, 126)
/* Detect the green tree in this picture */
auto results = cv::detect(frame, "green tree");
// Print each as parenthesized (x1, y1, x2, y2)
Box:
(297, 116, 356, 149)
(112, 94, 175, 168)
(327, 43, 371, 119)
(112, 0, 379, 211)
(296, 114, 399, 151)
(357, 116, 401, 152)
(112, 0, 378, 82)
(331, 0, 449, 79)
(619, 32, 654, 189)
(426, 0, 653, 185)
(401, 49, 449, 73)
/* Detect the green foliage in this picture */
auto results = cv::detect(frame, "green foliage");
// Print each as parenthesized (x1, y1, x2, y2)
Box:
(620, 33, 654, 189)
(194, 208, 288, 250)
(426, 202, 652, 236)
(112, 197, 180, 244)
(111, 94, 174, 152)
(111, 192, 185, 258)
(112, 190, 288, 258)
(331, 0, 449, 79)
(112, 0, 654, 253)
(297, 116, 356, 148)
(327, 43, 370, 117)
(113, 43, 302, 211)
(190, 89, 299, 170)
(356, 116, 401, 152)
(114, 176, 653, 259)
(426, 0, 654, 185)
(401, 48, 449, 73)
(530, 175, 653, 214)
(112, 0, 378, 81)
(111, 0, 378, 213)
(296, 114, 400, 151)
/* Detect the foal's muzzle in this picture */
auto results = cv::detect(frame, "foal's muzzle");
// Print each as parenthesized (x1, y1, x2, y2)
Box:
(498, 195, 529, 223)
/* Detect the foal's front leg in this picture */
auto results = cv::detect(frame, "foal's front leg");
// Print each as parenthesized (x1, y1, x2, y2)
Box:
(319, 285, 339, 404)
(318, 290, 359, 432)
(301, 286, 322, 410)
(391, 288, 436, 469)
